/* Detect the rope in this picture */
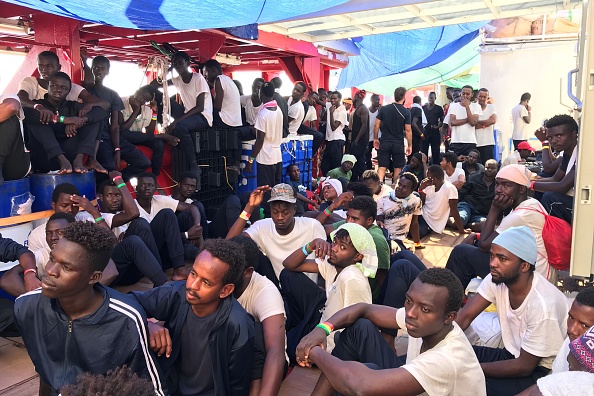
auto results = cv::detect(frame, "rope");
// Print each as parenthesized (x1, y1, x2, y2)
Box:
(149, 56, 172, 128)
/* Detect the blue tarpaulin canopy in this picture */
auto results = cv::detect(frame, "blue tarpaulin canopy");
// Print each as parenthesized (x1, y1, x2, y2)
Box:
(4, 0, 347, 30)
(337, 22, 486, 89)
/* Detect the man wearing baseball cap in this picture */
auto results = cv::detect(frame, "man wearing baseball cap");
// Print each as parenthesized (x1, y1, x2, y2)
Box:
(456, 226, 569, 396)
(226, 183, 326, 286)
(501, 141, 535, 167)
(446, 164, 555, 289)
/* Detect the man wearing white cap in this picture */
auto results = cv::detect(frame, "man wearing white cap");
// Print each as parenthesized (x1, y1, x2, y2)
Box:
(446, 164, 554, 289)
(456, 226, 569, 396)
(326, 154, 357, 182)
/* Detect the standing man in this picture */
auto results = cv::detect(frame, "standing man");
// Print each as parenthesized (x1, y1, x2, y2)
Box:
(448, 85, 482, 157)
(240, 77, 264, 128)
(422, 91, 444, 165)
(202, 59, 243, 129)
(409, 95, 425, 157)
(287, 82, 306, 136)
(367, 94, 381, 170)
(374, 87, 412, 181)
(321, 91, 349, 176)
(476, 88, 498, 163)
(511, 93, 532, 150)
(348, 90, 369, 182)
(270, 77, 289, 138)
(298, 91, 324, 156)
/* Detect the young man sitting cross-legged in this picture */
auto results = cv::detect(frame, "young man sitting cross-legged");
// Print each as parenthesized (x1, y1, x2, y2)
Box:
(14, 221, 165, 396)
(295, 267, 485, 396)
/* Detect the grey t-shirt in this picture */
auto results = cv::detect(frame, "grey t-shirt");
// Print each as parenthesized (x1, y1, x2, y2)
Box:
(178, 310, 217, 396)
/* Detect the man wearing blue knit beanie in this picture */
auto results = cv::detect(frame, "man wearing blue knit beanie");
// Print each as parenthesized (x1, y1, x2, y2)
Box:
(455, 226, 569, 396)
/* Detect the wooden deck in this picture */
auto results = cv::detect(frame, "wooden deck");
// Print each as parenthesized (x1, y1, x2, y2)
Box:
(0, 230, 464, 396)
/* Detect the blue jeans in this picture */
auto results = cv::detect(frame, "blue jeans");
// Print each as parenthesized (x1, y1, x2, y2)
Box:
(457, 201, 487, 227)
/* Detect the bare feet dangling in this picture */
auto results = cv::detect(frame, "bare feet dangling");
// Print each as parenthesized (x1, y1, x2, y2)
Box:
(86, 157, 108, 174)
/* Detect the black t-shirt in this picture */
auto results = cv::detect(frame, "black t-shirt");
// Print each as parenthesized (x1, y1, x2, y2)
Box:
(560, 150, 576, 173)
(178, 310, 217, 396)
(423, 104, 444, 130)
(410, 106, 423, 138)
(376, 103, 411, 142)
(88, 85, 124, 140)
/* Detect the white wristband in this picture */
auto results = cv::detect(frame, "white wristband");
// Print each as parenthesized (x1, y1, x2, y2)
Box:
(184, 232, 189, 239)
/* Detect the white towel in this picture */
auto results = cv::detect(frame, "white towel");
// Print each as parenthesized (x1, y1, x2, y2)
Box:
(412, 103, 427, 128)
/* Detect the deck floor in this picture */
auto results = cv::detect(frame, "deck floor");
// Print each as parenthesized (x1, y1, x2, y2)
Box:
(0, 230, 463, 396)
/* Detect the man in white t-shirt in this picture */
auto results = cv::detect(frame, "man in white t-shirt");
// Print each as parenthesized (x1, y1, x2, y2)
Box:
(287, 82, 306, 136)
(419, 165, 466, 237)
(446, 164, 555, 289)
(297, 91, 324, 156)
(245, 82, 283, 217)
(240, 78, 264, 127)
(550, 288, 594, 374)
(226, 183, 326, 286)
(135, 172, 203, 281)
(440, 151, 465, 189)
(0, 94, 30, 185)
(282, 222, 375, 362)
(448, 85, 482, 157)
(366, 94, 381, 170)
(511, 93, 532, 150)
(304, 92, 318, 128)
(321, 91, 348, 176)
(476, 88, 498, 163)
(457, 226, 568, 395)
(202, 59, 242, 128)
(157, 51, 212, 180)
(361, 169, 392, 203)
(295, 267, 486, 396)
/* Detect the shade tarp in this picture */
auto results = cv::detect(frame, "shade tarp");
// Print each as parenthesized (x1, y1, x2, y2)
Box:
(356, 37, 481, 95)
(5, 0, 347, 30)
(337, 22, 485, 89)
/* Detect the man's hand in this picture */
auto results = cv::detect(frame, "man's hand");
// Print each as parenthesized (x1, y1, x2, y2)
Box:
(534, 127, 547, 143)
(458, 228, 472, 235)
(526, 104, 531, 112)
(373, 138, 380, 150)
(108, 170, 123, 181)
(461, 232, 478, 245)
(23, 271, 41, 291)
(64, 124, 78, 138)
(69, 195, 96, 213)
(492, 193, 515, 211)
(295, 327, 328, 367)
(63, 116, 85, 127)
(310, 238, 332, 259)
(150, 99, 158, 113)
(247, 186, 272, 209)
(420, 152, 428, 164)
(37, 107, 54, 124)
(164, 121, 177, 135)
(245, 161, 253, 174)
(113, 151, 121, 170)
(461, 98, 470, 108)
(376, 220, 385, 229)
(78, 103, 93, 117)
(187, 224, 203, 240)
(331, 192, 354, 210)
(405, 145, 412, 156)
(453, 181, 465, 190)
(419, 176, 433, 191)
(129, 96, 142, 112)
(148, 322, 172, 358)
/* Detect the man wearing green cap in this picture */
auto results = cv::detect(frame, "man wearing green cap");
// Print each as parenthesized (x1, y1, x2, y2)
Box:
(281, 222, 375, 363)
(456, 226, 569, 396)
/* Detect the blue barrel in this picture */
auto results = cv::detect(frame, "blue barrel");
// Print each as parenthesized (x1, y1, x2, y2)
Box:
(30, 171, 96, 212)
(239, 142, 257, 194)
(0, 178, 31, 218)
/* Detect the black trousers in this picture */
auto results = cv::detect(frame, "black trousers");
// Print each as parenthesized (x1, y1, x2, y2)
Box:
(257, 162, 282, 218)
(120, 129, 165, 176)
(279, 270, 326, 364)
(366, 141, 374, 170)
(421, 129, 441, 165)
(540, 191, 574, 225)
(297, 124, 324, 156)
(348, 139, 367, 182)
(477, 145, 495, 164)
(177, 197, 244, 241)
(97, 136, 150, 181)
(417, 216, 433, 238)
(172, 113, 209, 164)
(445, 243, 490, 289)
(111, 235, 167, 286)
(0, 115, 29, 182)
(449, 142, 476, 157)
(332, 318, 405, 369)
(27, 121, 99, 172)
(473, 346, 550, 396)
(321, 140, 345, 176)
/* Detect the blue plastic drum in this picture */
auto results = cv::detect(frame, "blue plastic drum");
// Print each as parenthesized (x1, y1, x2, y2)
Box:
(30, 171, 96, 212)
(0, 178, 31, 218)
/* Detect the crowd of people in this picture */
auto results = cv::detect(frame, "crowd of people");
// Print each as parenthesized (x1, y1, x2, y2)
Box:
(0, 49, 591, 396)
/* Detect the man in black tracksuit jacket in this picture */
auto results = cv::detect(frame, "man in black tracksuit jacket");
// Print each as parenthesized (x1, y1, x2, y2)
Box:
(131, 239, 255, 396)
(13, 221, 165, 396)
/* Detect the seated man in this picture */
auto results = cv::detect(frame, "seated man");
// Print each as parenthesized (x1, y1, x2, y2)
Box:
(32, 212, 76, 278)
(399, 152, 427, 187)
(24, 72, 109, 174)
(440, 151, 465, 190)
(501, 141, 534, 167)
(297, 90, 324, 156)
(0, 94, 29, 185)
(551, 287, 594, 373)
(85, 56, 151, 181)
(226, 184, 326, 286)
(172, 171, 242, 239)
(530, 115, 578, 224)
(446, 164, 554, 288)
(0, 235, 39, 299)
(376, 172, 423, 251)
(323, 196, 390, 303)
(14, 221, 164, 396)
(132, 239, 255, 396)
(281, 223, 376, 361)
(135, 172, 202, 280)
(462, 149, 485, 178)
(457, 159, 498, 231)
(202, 59, 242, 129)
(285, 164, 320, 215)
(295, 268, 486, 396)
(456, 226, 568, 396)
(326, 154, 357, 182)
(418, 165, 466, 237)
(361, 169, 392, 202)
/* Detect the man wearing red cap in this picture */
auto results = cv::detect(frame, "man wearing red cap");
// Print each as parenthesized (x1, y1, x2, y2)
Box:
(501, 141, 535, 167)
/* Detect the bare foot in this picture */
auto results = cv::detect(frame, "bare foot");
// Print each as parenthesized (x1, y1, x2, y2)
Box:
(72, 156, 88, 174)
(171, 266, 190, 281)
(157, 134, 180, 146)
(86, 158, 108, 174)
(57, 155, 73, 175)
